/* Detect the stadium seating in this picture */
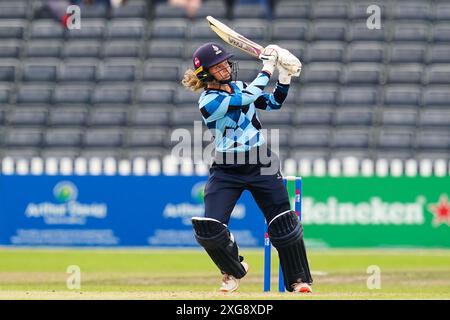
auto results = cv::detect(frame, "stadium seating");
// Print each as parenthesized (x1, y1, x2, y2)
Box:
(0, 0, 448, 163)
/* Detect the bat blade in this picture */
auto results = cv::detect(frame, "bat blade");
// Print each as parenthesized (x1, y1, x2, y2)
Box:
(206, 16, 302, 77)
(206, 16, 263, 58)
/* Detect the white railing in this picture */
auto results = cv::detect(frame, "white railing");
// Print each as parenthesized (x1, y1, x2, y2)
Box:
(0, 156, 449, 177)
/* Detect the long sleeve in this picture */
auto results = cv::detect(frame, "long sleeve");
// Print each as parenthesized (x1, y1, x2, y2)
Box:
(199, 71, 271, 123)
(253, 81, 290, 111)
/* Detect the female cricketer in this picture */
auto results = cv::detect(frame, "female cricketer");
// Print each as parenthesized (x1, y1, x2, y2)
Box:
(182, 42, 313, 293)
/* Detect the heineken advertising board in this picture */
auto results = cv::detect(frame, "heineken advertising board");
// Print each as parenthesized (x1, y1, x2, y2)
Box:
(286, 177, 450, 248)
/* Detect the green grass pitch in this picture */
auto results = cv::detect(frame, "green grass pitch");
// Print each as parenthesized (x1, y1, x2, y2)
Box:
(0, 248, 449, 299)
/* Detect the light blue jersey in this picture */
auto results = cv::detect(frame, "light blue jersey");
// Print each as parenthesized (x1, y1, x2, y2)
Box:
(198, 71, 290, 152)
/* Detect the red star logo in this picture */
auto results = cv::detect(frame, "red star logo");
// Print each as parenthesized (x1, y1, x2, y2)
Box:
(427, 194, 450, 227)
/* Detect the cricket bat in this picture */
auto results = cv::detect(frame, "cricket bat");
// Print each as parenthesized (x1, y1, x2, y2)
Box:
(206, 16, 301, 76)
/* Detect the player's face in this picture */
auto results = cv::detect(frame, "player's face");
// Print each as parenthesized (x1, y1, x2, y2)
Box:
(209, 60, 232, 81)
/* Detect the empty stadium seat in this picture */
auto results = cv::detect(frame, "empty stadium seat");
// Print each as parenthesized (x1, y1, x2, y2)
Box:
(391, 1, 431, 20)
(264, 125, 291, 148)
(419, 109, 450, 128)
(258, 108, 294, 127)
(24, 41, 62, 58)
(92, 85, 133, 104)
(4, 128, 43, 147)
(416, 131, 450, 150)
(78, 3, 108, 19)
(193, 1, 227, 19)
(98, 60, 138, 82)
(16, 85, 53, 104)
(174, 87, 200, 105)
(106, 20, 146, 39)
(339, 87, 378, 106)
(389, 43, 427, 63)
(0, 60, 18, 82)
(378, 130, 415, 149)
(88, 107, 128, 126)
(302, 63, 341, 84)
(381, 108, 418, 127)
(427, 44, 450, 63)
(333, 129, 370, 148)
(311, 1, 348, 19)
(58, 59, 97, 82)
(53, 85, 92, 105)
(271, 21, 308, 41)
(8, 107, 48, 126)
(348, 22, 387, 41)
(154, 2, 187, 18)
(188, 19, 221, 40)
(131, 107, 171, 126)
(66, 19, 106, 39)
(127, 129, 167, 147)
(138, 83, 175, 104)
(435, 2, 450, 21)
(111, 0, 148, 19)
(346, 42, 385, 63)
(383, 86, 421, 107)
(143, 60, 180, 81)
(298, 85, 338, 106)
(0, 20, 27, 39)
(334, 108, 373, 126)
(425, 64, 450, 84)
(392, 22, 429, 42)
(84, 129, 123, 147)
(0, 85, 11, 103)
(29, 20, 64, 39)
(349, 1, 388, 20)
(310, 21, 347, 41)
(103, 41, 141, 58)
(62, 41, 101, 58)
(171, 108, 201, 126)
(342, 63, 382, 84)
(294, 107, 333, 126)
(232, 20, 267, 41)
(232, 3, 268, 19)
(386, 64, 423, 84)
(45, 128, 83, 147)
(48, 107, 87, 126)
(148, 40, 184, 59)
(274, 1, 310, 19)
(432, 23, 450, 42)
(423, 86, 450, 107)
(151, 19, 188, 39)
(291, 128, 331, 148)
(305, 42, 345, 62)
(0, 40, 21, 58)
(0, 1, 28, 19)
(22, 60, 58, 82)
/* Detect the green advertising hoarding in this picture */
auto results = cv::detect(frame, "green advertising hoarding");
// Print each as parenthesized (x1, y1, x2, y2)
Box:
(286, 177, 450, 248)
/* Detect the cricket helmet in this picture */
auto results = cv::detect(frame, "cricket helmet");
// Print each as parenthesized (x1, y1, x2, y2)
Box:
(192, 42, 237, 83)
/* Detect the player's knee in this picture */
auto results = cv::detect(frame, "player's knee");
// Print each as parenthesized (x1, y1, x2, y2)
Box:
(267, 210, 303, 248)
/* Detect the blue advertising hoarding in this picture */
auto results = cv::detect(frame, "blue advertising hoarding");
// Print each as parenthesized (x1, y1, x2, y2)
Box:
(0, 176, 264, 247)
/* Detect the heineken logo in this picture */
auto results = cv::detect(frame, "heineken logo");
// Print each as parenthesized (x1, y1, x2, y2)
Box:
(302, 197, 426, 225)
(301, 194, 450, 227)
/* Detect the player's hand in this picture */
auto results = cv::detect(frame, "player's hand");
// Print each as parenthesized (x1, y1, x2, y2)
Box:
(276, 48, 302, 84)
(259, 44, 279, 76)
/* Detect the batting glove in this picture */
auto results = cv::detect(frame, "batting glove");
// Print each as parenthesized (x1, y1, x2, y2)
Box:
(277, 47, 302, 83)
(259, 45, 280, 76)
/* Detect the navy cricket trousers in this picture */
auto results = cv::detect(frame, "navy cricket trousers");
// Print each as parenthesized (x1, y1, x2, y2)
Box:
(203, 147, 291, 225)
